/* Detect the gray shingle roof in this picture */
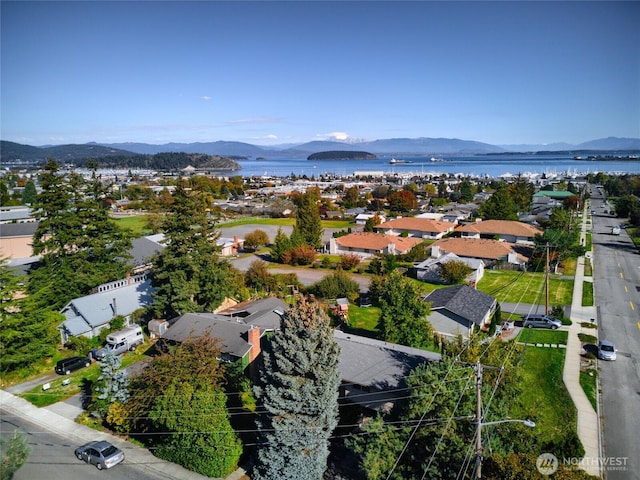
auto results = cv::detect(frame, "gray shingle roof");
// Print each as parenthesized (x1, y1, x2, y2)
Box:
(424, 285, 496, 326)
(162, 312, 253, 359)
(59, 278, 154, 331)
(334, 330, 440, 391)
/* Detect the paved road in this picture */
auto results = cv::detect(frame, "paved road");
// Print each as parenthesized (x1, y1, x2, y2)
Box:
(591, 186, 640, 480)
(0, 413, 159, 480)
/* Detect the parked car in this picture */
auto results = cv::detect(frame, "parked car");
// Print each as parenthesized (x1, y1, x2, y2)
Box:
(75, 441, 125, 470)
(522, 314, 562, 330)
(597, 340, 617, 361)
(55, 356, 91, 375)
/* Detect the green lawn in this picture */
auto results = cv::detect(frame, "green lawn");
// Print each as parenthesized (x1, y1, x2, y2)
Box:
(513, 347, 577, 448)
(20, 348, 148, 407)
(582, 281, 594, 306)
(518, 329, 568, 345)
(477, 270, 573, 305)
(217, 217, 354, 230)
(579, 368, 598, 411)
(218, 217, 295, 228)
(112, 214, 154, 237)
(344, 305, 381, 337)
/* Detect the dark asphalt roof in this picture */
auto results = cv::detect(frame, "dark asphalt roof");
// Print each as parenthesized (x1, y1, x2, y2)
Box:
(424, 285, 496, 326)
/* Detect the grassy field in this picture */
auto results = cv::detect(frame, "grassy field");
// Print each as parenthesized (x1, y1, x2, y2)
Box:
(518, 329, 568, 345)
(513, 346, 577, 447)
(477, 270, 574, 305)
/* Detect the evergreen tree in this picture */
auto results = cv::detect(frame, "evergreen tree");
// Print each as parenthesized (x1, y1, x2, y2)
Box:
(508, 174, 535, 212)
(29, 159, 132, 309)
(478, 185, 519, 221)
(270, 227, 292, 263)
(253, 298, 341, 480)
(291, 188, 323, 249)
(0, 262, 60, 373)
(150, 178, 244, 318)
(459, 178, 474, 202)
(21, 180, 37, 205)
(92, 352, 130, 418)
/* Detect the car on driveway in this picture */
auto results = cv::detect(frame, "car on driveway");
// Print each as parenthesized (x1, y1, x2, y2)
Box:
(55, 356, 91, 375)
(597, 340, 617, 361)
(522, 314, 562, 330)
(75, 441, 125, 470)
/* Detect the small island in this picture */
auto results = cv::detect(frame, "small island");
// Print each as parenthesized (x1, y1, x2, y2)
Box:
(307, 150, 377, 161)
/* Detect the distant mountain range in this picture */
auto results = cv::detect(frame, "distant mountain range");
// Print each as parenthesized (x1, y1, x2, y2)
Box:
(2, 136, 639, 163)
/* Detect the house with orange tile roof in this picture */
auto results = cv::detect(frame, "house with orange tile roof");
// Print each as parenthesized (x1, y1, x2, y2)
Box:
(429, 237, 530, 268)
(374, 217, 455, 239)
(328, 232, 423, 259)
(456, 219, 542, 244)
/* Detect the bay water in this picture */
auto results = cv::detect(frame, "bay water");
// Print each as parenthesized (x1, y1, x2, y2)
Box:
(236, 154, 640, 179)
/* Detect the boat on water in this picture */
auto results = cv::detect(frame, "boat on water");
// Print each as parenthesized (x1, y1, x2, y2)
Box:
(389, 158, 413, 164)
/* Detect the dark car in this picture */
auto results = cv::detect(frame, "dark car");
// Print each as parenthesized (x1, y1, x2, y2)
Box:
(55, 356, 91, 375)
(75, 441, 125, 470)
(522, 314, 562, 330)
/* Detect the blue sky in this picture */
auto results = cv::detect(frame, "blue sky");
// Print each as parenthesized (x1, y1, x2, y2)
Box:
(1, 1, 639, 146)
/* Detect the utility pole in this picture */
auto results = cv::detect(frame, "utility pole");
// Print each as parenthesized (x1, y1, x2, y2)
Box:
(545, 242, 550, 315)
(474, 361, 483, 479)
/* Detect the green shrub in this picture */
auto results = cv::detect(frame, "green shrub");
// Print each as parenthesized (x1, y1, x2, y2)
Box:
(578, 333, 597, 344)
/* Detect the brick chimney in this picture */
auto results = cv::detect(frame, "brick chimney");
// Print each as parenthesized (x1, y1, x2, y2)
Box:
(247, 325, 261, 363)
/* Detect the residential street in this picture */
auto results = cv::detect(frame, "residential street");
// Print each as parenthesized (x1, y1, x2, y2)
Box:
(590, 188, 640, 480)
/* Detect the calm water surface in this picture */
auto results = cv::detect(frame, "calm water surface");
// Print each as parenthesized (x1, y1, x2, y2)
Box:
(236, 154, 640, 178)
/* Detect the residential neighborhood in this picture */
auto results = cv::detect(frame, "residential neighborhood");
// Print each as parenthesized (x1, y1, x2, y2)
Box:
(1, 161, 639, 480)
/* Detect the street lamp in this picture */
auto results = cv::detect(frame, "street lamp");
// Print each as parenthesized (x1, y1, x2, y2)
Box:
(481, 418, 536, 428)
(475, 418, 535, 479)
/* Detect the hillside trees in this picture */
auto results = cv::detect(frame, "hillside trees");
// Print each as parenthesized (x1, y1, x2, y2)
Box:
(253, 298, 340, 480)
(150, 178, 246, 318)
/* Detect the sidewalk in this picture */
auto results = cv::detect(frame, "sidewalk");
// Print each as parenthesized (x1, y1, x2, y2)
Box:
(563, 204, 601, 477)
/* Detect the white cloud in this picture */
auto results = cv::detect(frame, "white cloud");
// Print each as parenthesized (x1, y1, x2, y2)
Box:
(200, 95, 212, 101)
(318, 131, 350, 141)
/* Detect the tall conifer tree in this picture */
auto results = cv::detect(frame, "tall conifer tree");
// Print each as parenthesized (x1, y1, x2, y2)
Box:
(290, 188, 323, 249)
(151, 178, 244, 318)
(29, 159, 131, 308)
(253, 298, 340, 480)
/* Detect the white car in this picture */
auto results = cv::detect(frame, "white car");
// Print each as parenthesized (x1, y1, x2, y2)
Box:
(597, 340, 617, 361)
